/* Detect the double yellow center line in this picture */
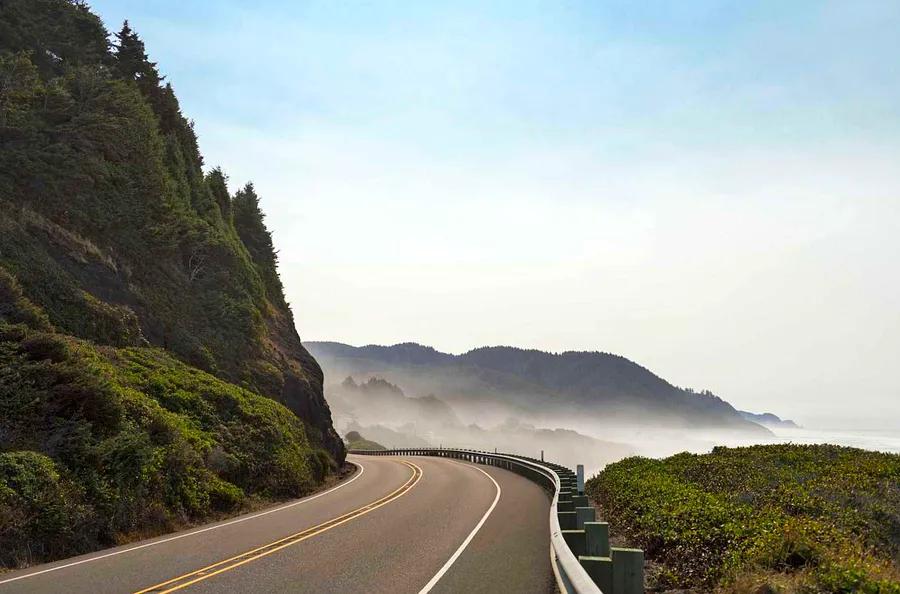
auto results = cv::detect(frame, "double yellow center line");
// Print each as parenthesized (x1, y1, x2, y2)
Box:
(134, 460, 423, 593)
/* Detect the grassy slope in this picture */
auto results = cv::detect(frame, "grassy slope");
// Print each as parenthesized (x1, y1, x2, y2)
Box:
(0, 272, 334, 567)
(586, 444, 900, 593)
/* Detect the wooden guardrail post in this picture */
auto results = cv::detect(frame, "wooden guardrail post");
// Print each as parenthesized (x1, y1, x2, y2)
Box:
(562, 530, 586, 557)
(575, 507, 595, 529)
(558, 511, 577, 530)
(611, 548, 643, 594)
(578, 557, 612, 594)
(584, 522, 610, 557)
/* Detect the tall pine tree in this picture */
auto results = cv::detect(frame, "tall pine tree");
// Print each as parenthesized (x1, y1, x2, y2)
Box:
(233, 183, 284, 304)
(113, 21, 160, 91)
(206, 167, 232, 223)
(113, 21, 213, 223)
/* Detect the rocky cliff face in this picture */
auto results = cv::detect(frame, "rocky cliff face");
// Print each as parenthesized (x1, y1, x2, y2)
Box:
(0, 0, 342, 461)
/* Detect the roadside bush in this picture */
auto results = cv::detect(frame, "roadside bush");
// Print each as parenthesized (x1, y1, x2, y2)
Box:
(0, 451, 92, 568)
(0, 320, 328, 567)
(587, 445, 900, 592)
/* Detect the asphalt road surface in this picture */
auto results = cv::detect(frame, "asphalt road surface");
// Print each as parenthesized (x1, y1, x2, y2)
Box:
(0, 454, 555, 594)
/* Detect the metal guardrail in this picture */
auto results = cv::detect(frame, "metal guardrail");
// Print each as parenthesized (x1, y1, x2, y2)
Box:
(349, 447, 607, 594)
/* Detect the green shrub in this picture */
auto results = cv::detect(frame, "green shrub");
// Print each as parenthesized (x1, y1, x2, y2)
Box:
(0, 451, 92, 567)
(20, 332, 70, 362)
(586, 445, 900, 592)
(0, 322, 330, 567)
(0, 266, 51, 330)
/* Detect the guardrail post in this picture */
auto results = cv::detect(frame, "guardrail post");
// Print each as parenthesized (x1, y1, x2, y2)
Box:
(562, 529, 586, 557)
(557, 511, 577, 530)
(578, 557, 613, 593)
(575, 507, 595, 529)
(584, 522, 610, 557)
(611, 548, 643, 594)
(576, 464, 584, 494)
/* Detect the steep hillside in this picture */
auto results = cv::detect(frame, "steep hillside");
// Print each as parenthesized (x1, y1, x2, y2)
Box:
(307, 341, 768, 434)
(0, 0, 340, 458)
(0, 0, 342, 458)
(0, 275, 334, 567)
(0, 0, 341, 567)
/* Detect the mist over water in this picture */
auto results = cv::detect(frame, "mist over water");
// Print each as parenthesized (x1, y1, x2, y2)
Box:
(704, 427, 900, 455)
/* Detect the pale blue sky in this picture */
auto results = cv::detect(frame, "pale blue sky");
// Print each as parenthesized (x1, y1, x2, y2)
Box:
(89, 1, 900, 429)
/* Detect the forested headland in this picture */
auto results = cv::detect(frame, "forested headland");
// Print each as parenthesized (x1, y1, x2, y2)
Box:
(0, 0, 342, 569)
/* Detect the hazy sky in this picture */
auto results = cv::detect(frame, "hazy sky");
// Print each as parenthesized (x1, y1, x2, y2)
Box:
(89, 1, 900, 429)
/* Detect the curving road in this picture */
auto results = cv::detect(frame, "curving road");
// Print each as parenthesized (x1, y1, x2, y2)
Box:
(0, 454, 554, 594)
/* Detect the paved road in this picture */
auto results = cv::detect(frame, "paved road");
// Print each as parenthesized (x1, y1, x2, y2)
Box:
(0, 455, 554, 594)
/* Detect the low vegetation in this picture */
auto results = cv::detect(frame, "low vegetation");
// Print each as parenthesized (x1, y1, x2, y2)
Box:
(586, 444, 900, 593)
(344, 431, 387, 451)
(0, 275, 334, 568)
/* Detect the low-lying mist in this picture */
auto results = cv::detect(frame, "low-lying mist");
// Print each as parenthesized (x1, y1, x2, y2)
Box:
(329, 376, 634, 473)
(327, 375, 788, 475)
(326, 370, 900, 475)
(308, 341, 822, 475)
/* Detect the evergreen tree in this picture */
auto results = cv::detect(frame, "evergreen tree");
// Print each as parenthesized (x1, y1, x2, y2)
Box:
(112, 21, 209, 224)
(233, 183, 284, 304)
(0, 52, 41, 127)
(113, 21, 160, 90)
(206, 167, 232, 223)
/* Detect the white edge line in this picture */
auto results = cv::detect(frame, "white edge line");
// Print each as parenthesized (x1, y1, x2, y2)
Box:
(417, 459, 502, 594)
(0, 460, 365, 585)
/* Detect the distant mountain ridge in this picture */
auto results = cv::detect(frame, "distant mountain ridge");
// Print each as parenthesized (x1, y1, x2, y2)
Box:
(739, 410, 799, 429)
(307, 341, 771, 434)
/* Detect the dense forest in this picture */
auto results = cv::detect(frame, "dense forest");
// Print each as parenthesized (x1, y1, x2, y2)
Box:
(0, 0, 341, 568)
(587, 445, 900, 593)
(307, 341, 769, 433)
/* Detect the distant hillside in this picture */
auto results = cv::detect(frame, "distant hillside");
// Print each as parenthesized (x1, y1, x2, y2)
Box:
(344, 431, 386, 452)
(307, 341, 769, 435)
(739, 410, 799, 429)
(329, 376, 461, 429)
(0, 0, 340, 567)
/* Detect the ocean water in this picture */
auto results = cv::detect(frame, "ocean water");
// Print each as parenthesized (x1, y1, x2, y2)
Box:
(671, 427, 900, 457)
(603, 426, 900, 464)
(735, 427, 900, 454)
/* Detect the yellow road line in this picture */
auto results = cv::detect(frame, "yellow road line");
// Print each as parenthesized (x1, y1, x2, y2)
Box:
(133, 460, 422, 594)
